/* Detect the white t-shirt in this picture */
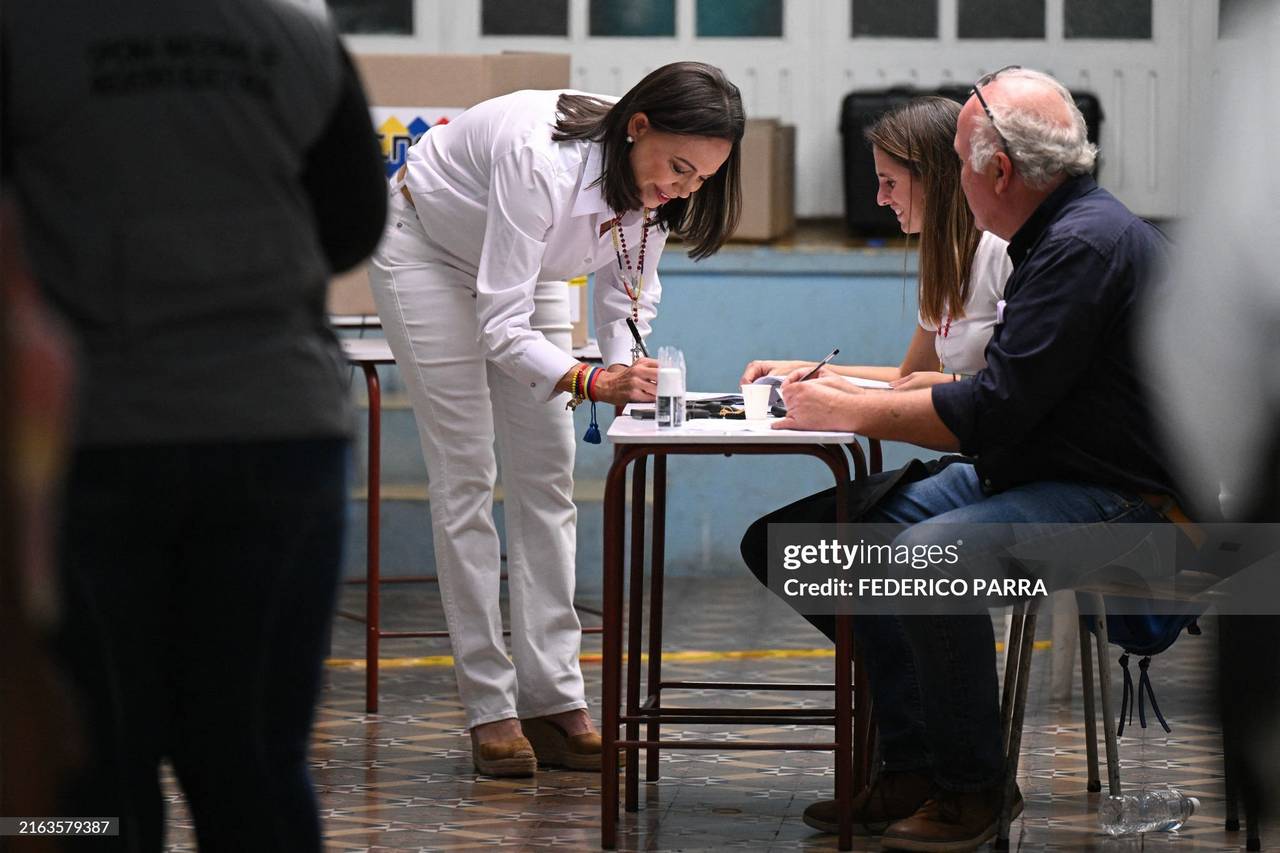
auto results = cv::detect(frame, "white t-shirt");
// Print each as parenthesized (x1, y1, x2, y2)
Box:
(918, 230, 1012, 376)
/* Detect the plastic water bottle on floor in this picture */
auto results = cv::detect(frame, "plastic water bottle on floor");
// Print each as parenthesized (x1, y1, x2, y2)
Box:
(1099, 789, 1200, 836)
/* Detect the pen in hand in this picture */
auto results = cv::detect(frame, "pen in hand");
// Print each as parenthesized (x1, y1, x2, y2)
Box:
(798, 347, 840, 381)
(626, 317, 649, 358)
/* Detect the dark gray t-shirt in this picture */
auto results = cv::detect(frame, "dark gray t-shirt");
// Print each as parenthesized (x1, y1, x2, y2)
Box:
(4, 0, 386, 445)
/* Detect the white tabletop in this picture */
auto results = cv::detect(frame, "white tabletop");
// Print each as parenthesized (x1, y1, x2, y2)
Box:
(341, 337, 396, 364)
(329, 313, 382, 329)
(609, 400, 859, 445)
(341, 337, 601, 365)
(573, 339, 603, 362)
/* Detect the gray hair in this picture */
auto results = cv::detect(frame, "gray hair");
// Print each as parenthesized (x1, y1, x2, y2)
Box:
(969, 68, 1097, 189)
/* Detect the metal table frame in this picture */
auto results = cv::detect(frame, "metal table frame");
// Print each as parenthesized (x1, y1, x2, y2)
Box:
(600, 432, 881, 850)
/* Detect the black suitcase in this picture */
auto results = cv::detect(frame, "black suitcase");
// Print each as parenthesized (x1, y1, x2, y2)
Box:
(840, 86, 1104, 236)
(1070, 91, 1104, 163)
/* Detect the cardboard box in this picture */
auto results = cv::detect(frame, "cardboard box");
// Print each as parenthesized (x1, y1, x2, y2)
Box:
(352, 53, 570, 109)
(328, 265, 378, 316)
(731, 118, 796, 241)
(326, 53, 572, 317)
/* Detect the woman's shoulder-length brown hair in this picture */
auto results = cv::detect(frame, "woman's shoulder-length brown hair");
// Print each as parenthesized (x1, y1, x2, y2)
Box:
(865, 96, 981, 328)
(552, 61, 745, 261)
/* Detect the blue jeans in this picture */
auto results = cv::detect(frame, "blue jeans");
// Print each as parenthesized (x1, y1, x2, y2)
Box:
(743, 463, 1166, 791)
(55, 439, 349, 852)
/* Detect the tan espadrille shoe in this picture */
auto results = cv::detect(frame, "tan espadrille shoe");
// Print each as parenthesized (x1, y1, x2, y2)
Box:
(522, 716, 620, 772)
(470, 729, 537, 777)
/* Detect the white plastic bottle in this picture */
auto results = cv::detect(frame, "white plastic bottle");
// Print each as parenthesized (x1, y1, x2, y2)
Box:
(673, 349, 687, 427)
(1099, 789, 1199, 836)
(655, 346, 684, 429)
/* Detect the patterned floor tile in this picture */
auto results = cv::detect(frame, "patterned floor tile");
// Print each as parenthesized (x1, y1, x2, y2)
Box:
(156, 576, 1276, 850)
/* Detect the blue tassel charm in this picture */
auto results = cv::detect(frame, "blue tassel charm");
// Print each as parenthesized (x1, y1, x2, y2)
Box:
(583, 401, 601, 444)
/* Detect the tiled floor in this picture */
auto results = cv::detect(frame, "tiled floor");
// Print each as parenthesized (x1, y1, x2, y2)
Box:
(161, 576, 1275, 851)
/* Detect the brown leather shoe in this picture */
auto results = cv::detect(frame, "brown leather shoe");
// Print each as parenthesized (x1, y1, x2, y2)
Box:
(881, 784, 1024, 852)
(802, 770, 932, 835)
(470, 729, 536, 777)
(522, 716, 623, 771)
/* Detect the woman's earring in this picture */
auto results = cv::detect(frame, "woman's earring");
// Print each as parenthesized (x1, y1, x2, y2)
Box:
(626, 135, 634, 144)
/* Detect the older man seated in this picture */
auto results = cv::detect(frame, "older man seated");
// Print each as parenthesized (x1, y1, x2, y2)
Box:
(740, 67, 1186, 852)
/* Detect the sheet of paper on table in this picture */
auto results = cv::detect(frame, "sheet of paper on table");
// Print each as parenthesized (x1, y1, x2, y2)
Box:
(841, 376, 893, 390)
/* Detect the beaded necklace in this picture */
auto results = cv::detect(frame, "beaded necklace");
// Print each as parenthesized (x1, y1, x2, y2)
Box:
(610, 211, 651, 361)
(938, 313, 953, 374)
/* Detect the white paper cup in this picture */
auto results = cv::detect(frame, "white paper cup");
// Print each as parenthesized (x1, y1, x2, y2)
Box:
(740, 383, 772, 420)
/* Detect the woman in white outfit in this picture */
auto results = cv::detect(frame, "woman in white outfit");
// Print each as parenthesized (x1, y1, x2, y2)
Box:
(368, 62, 744, 777)
(743, 96, 1011, 389)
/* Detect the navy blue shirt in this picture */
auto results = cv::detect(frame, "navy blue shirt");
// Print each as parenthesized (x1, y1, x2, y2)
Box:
(932, 175, 1177, 501)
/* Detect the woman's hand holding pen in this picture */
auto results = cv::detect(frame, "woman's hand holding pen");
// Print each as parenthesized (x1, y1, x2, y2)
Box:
(781, 364, 840, 384)
(740, 359, 810, 385)
(591, 358, 660, 404)
(744, 348, 838, 385)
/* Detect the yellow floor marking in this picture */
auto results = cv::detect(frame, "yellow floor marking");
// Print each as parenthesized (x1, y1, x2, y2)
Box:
(325, 640, 1051, 670)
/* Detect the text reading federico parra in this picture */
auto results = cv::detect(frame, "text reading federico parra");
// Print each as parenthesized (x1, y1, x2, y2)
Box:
(779, 539, 1048, 598)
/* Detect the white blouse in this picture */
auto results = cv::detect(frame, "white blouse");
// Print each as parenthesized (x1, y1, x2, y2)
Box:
(918, 230, 1012, 376)
(400, 89, 666, 400)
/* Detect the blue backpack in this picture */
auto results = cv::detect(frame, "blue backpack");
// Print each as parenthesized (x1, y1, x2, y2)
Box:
(1105, 598, 1202, 735)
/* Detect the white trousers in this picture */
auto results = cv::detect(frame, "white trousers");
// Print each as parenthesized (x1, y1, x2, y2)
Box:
(368, 193, 586, 727)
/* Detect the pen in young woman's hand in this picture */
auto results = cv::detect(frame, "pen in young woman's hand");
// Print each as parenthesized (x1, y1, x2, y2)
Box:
(798, 347, 840, 381)
(626, 317, 649, 358)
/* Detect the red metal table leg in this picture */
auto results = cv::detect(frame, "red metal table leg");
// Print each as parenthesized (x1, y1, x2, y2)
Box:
(869, 437, 883, 475)
(364, 363, 382, 714)
(827, 445, 854, 851)
(646, 454, 666, 782)
(625, 458, 647, 811)
(600, 448, 634, 849)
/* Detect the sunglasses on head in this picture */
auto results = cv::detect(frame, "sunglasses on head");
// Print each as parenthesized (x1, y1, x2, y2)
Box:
(971, 65, 1021, 153)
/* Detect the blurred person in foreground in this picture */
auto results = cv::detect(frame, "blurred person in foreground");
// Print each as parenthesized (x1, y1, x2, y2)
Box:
(0, 197, 81, 851)
(1144, 0, 1280, 832)
(2, 1, 386, 849)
